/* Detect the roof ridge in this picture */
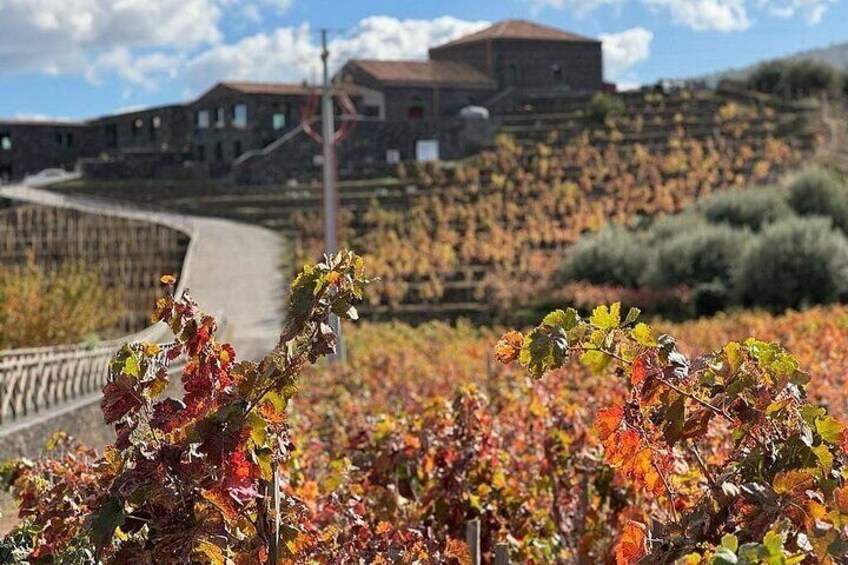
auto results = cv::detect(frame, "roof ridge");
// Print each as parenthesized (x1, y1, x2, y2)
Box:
(430, 19, 598, 50)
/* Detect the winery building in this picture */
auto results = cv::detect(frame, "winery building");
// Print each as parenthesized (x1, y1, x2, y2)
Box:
(0, 20, 604, 183)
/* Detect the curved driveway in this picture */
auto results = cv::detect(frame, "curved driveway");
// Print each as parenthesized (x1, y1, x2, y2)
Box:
(0, 181, 286, 361)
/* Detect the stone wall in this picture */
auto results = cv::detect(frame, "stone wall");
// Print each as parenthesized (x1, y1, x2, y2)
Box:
(89, 105, 192, 155)
(432, 39, 603, 93)
(379, 85, 497, 122)
(493, 40, 603, 92)
(79, 150, 198, 181)
(232, 116, 501, 184)
(430, 42, 492, 77)
(190, 87, 307, 167)
(0, 121, 96, 181)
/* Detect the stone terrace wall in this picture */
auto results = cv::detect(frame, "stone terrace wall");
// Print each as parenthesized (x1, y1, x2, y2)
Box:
(0, 204, 189, 333)
(233, 117, 500, 185)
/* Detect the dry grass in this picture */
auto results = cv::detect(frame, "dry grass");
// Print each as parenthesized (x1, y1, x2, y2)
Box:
(0, 259, 125, 349)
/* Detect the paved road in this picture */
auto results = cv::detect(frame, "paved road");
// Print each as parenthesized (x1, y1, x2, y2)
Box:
(0, 182, 287, 361)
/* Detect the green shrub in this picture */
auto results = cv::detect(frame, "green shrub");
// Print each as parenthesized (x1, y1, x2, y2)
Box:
(783, 59, 840, 99)
(561, 226, 649, 287)
(644, 224, 748, 288)
(587, 93, 625, 124)
(735, 217, 848, 310)
(696, 187, 793, 231)
(646, 213, 709, 244)
(786, 167, 848, 232)
(748, 61, 785, 96)
(748, 59, 841, 99)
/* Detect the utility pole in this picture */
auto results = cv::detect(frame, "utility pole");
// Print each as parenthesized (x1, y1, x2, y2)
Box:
(320, 29, 345, 363)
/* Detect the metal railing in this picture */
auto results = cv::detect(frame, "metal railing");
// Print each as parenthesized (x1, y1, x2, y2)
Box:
(0, 326, 165, 425)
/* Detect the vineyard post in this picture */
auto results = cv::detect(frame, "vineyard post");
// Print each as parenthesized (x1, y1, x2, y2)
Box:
(320, 28, 344, 363)
(494, 543, 510, 565)
(465, 518, 481, 565)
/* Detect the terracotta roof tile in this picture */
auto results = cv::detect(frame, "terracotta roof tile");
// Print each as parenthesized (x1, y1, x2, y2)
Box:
(432, 20, 599, 50)
(220, 81, 314, 95)
(348, 60, 497, 88)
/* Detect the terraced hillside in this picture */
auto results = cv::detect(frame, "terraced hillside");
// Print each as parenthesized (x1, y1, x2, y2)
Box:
(50, 89, 825, 321)
(0, 204, 189, 333)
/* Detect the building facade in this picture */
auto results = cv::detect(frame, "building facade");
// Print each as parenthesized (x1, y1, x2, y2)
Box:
(429, 20, 603, 93)
(337, 60, 498, 122)
(0, 120, 96, 181)
(0, 20, 604, 183)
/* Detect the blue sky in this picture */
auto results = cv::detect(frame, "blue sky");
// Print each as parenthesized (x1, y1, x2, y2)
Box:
(0, 0, 845, 120)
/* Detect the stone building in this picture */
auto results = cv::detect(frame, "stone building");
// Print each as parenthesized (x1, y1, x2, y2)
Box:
(0, 120, 95, 181)
(89, 105, 192, 156)
(189, 82, 311, 173)
(0, 19, 603, 183)
(429, 20, 603, 93)
(337, 20, 603, 121)
(337, 60, 498, 121)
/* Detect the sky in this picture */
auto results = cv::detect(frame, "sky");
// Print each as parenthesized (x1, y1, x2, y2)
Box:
(0, 0, 845, 120)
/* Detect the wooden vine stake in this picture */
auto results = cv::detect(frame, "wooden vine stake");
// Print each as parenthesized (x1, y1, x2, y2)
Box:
(494, 543, 510, 565)
(465, 518, 481, 565)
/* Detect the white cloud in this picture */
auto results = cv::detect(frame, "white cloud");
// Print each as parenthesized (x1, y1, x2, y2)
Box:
(0, 0, 221, 75)
(12, 113, 74, 122)
(240, 4, 263, 23)
(328, 16, 490, 67)
(524, 0, 626, 15)
(262, 0, 294, 11)
(220, 0, 294, 20)
(183, 16, 491, 93)
(643, 0, 751, 31)
(185, 25, 317, 92)
(527, 0, 829, 31)
(616, 79, 643, 91)
(87, 48, 183, 91)
(757, 0, 835, 22)
(600, 27, 654, 79)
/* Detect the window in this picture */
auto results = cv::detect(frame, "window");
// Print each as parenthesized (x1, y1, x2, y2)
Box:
(386, 149, 400, 164)
(216, 108, 226, 127)
(215, 142, 224, 162)
(132, 118, 143, 138)
(234, 140, 243, 158)
(150, 116, 159, 142)
(197, 110, 210, 129)
(55, 132, 73, 148)
(0, 133, 11, 151)
(551, 64, 563, 82)
(272, 113, 286, 130)
(105, 124, 118, 148)
(197, 145, 206, 162)
(507, 64, 519, 86)
(415, 139, 440, 163)
(233, 104, 248, 128)
(408, 95, 425, 120)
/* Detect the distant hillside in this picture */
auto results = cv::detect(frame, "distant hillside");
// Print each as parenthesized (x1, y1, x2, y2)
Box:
(693, 41, 848, 87)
